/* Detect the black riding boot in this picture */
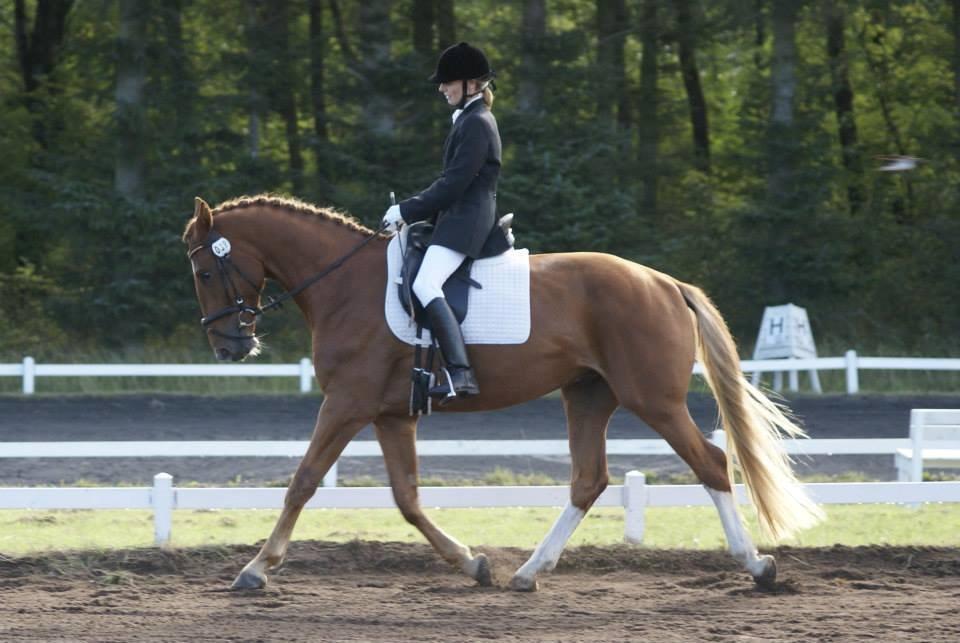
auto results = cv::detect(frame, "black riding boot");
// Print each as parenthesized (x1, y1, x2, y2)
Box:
(425, 298, 479, 401)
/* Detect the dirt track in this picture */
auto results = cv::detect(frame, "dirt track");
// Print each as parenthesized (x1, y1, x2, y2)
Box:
(1, 541, 959, 642)
(3, 396, 960, 640)
(4, 393, 960, 485)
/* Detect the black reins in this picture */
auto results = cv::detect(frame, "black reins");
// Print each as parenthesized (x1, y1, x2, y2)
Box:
(188, 223, 388, 337)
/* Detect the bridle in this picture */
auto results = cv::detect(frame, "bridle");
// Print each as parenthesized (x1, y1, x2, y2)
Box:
(187, 224, 387, 340)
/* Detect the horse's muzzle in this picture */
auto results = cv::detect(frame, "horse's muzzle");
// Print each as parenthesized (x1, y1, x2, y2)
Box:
(214, 336, 258, 362)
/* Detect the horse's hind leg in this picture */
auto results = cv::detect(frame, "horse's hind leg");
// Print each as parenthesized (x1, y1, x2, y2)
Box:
(509, 374, 618, 592)
(374, 414, 492, 586)
(625, 398, 776, 586)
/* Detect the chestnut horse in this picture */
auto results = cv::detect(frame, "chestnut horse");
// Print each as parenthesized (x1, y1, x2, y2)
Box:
(182, 195, 822, 591)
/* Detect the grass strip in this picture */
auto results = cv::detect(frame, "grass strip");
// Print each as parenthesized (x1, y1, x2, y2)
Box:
(1, 504, 957, 556)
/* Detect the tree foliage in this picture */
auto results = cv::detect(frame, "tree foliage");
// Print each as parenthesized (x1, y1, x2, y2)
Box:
(1, 0, 958, 360)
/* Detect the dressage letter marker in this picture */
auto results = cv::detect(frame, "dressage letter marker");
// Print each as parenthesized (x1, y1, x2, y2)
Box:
(751, 303, 821, 393)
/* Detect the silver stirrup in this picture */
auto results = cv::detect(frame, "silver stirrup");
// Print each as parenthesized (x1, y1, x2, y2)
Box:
(440, 367, 457, 400)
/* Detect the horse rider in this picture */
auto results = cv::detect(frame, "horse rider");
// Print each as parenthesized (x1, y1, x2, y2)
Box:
(382, 42, 509, 402)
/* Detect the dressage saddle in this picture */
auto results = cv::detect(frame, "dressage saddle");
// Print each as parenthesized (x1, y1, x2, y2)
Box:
(397, 214, 515, 331)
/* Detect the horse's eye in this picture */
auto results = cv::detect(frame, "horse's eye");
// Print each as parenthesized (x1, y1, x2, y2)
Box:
(199, 271, 212, 282)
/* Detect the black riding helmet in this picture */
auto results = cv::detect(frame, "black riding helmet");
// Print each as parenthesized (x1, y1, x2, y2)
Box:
(429, 42, 496, 109)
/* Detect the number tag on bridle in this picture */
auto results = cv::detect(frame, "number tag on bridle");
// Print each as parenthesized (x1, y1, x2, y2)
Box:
(211, 237, 232, 257)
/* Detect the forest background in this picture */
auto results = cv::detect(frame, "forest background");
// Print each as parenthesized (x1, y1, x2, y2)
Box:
(2, 0, 958, 364)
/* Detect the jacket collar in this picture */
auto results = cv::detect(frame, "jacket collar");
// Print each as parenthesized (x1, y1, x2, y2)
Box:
(452, 94, 485, 124)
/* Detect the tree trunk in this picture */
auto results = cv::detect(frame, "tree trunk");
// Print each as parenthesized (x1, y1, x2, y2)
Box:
(272, 0, 304, 192)
(357, 1, 395, 135)
(953, 0, 960, 147)
(309, 0, 328, 143)
(328, 0, 357, 64)
(857, 12, 913, 218)
(518, 0, 546, 114)
(674, 0, 710, 172)
(14, 0, 74, 147)
(246, 1, 263, 159)
(114, 0, 148, 200)
(14, 0, 73, 92)
(435, 0, 456, 50)
(753, 0, 765, 68)
(596, 0, 630, 128)
(637, 0, 659, 217)
(767, 0, 799, 193)
(825, 0, 864, 214)
(281, 99, 305, 194)
(764, 0, 801, 302)
(160, 1, 196, 151)
(413, 0, 434, 56)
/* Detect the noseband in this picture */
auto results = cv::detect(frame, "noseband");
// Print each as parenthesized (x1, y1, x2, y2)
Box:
(187, 224, 387, 339)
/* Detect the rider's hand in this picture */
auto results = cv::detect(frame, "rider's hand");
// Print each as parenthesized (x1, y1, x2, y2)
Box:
(382, 204, 404, 232)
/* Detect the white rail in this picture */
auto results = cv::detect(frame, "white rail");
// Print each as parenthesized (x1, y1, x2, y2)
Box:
(0, 437, 917, 459)
(2, 472, 959, 546)
(3, 351, 960, 394)
(0, 434, 917, 489)
(7, 356, 316, 394)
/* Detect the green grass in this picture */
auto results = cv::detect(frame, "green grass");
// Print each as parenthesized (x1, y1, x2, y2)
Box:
(1, 504, 958, 557)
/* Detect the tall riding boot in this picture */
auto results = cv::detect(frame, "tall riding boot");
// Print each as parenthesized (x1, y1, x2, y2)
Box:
(425, 298, 479, 401)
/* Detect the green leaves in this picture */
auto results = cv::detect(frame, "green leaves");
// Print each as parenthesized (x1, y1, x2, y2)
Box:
(1, 0, 958, 356)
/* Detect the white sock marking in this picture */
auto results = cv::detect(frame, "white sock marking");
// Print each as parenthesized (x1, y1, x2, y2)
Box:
(706, 487, 769, 577)
(515, 502, 586, 580)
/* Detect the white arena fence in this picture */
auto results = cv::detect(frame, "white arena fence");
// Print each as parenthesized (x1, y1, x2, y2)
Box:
(2, 433, 960, 546)
(3, 351, 960, 394)
(2, 473, 958, 546)
(0, 432, 924, 489)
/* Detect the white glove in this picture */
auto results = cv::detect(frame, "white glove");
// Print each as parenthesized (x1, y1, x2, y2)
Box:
(382, 204, 404, 232)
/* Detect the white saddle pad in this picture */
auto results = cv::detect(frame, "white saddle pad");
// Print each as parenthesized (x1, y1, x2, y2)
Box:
(384, 233, 531, 346)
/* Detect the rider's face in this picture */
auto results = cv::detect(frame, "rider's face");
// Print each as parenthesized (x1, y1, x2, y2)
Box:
(439, 81, 462, 106)
(439, 80, 480, 107)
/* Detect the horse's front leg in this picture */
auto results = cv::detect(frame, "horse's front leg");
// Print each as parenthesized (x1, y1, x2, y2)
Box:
(231, 398, 369, 589)
(374, 414, 492, 586)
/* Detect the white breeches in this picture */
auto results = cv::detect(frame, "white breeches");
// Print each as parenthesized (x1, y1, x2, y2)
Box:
(412, 244, 468, 306)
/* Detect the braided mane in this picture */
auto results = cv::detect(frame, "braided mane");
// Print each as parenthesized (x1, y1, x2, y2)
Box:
(212, 194, 376, 235)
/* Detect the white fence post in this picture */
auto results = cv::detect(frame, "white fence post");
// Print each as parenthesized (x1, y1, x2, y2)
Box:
(623, 470, 647, 544)
(299, 357, 313, 393)
(910, 411, 924, 483)
(323, 461, 338, 488)
(153, 473, 174, 545)
(845, 349, 859, 394)
(22, 356, 35, 395)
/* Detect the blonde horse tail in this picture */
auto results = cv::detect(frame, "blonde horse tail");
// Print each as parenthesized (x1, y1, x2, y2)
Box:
(676, 281, 824, 540)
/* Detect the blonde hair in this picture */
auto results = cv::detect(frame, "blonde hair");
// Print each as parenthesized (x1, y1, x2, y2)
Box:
(464, 78, 495, 109)
(482, 86, 494, 108)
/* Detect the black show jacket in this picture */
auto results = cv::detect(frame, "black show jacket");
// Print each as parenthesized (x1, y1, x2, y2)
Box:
(399, 99, 507, 259)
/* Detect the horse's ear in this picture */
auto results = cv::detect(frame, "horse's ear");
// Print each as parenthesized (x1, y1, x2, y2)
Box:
(192, 197, 213, 238)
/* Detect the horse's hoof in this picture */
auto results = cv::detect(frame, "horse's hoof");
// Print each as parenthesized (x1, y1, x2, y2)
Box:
(509, 574, 539, 592)
(473, 554, 493, 587)
(231, 569, 267, 590)
(752, 555, 777, 589)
